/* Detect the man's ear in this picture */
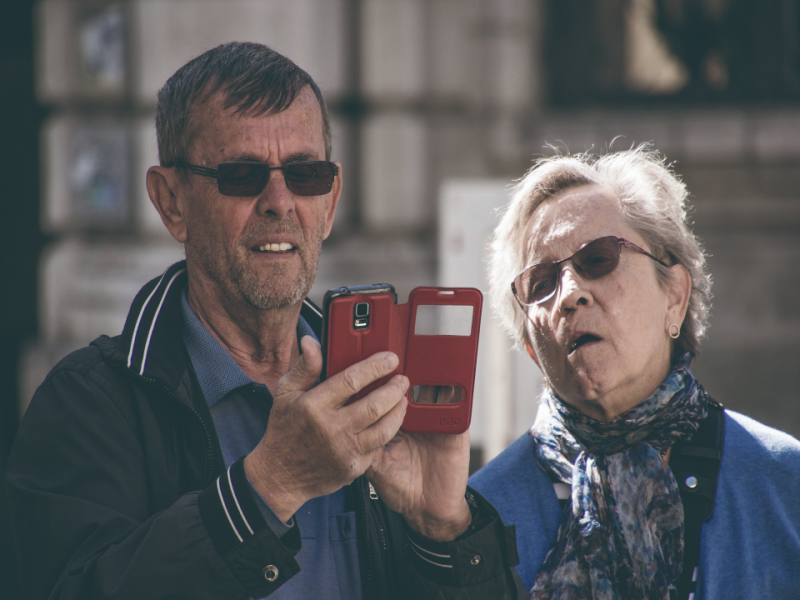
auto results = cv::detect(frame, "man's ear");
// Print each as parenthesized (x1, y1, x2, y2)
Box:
(665, 263, 692, 333)
(146, 166, 188, 243)
(321, 162, 343, 240)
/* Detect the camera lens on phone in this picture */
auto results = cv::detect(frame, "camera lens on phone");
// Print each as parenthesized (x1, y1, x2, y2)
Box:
(353, 302, 370, 329)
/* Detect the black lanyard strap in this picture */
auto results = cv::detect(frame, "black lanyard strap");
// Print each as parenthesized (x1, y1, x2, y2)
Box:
(670, 399, 726, 600)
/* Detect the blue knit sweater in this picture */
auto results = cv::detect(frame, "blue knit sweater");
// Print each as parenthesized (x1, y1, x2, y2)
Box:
(470, 410, 800, 599)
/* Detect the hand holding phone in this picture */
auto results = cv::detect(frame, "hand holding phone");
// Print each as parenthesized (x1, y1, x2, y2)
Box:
(322, 284, 482, 434)
(320, 283, 483, 539)
(245, 336, 409, 521)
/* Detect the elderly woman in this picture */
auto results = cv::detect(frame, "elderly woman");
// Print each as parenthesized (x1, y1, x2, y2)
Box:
(469, 148, 800, 600)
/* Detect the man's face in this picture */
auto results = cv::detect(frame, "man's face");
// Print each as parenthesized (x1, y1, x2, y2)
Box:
(180, 87, 340, 312)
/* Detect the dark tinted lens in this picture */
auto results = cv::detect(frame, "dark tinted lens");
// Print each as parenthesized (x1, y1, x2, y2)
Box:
(515, 263, 558, 305)
(284, 161, 336, 196)
(217, 163, 269, 196)
(572, 236, 620, 279)
(512, 236, 623, 306)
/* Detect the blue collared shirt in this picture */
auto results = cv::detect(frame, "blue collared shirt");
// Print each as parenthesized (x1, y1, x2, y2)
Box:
(181, 288, 361, 599)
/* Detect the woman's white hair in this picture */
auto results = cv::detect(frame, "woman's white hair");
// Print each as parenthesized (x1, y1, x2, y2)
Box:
(489, 145, 712, 361)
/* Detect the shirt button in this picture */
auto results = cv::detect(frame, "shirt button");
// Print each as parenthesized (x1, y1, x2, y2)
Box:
(262, 565, 279, 582)
(685, 476, 698, 489)
(470, 555, 481, 566)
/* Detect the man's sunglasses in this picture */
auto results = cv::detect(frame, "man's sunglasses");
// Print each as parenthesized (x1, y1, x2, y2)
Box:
(176, 160, 338, 197)
(511, 235, 668, 306)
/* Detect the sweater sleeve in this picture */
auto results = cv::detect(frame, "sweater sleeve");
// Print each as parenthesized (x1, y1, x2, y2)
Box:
(6, 361, 302, 600)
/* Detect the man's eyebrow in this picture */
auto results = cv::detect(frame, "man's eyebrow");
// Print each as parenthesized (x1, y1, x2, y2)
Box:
(282, 151, 320, 163)
(225, 153, 262, 163)
(224, 151, 321, 164)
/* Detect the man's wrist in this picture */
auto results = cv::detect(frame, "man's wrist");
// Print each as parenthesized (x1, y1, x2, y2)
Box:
(245, 470, 295, 537)
(243, 452, 303, 522)
(404, 498, 473, 542)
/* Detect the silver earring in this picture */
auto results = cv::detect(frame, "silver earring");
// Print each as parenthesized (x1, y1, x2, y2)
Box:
(668, 323, 680, 339)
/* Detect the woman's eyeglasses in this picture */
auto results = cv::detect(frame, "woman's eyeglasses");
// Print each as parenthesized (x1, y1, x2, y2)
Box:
(511, 236, 668, 306)
(176, 160, 338, 197)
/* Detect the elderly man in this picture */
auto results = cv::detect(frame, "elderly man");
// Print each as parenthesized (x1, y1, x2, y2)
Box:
(7, 43, 523, 599)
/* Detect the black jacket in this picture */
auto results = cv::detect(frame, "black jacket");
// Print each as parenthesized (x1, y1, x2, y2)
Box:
(7, 262, 525, 599)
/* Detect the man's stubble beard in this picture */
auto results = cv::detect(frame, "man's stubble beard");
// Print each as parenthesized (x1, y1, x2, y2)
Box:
(195, 214, 325, 312)
(229, 241, 320, 310)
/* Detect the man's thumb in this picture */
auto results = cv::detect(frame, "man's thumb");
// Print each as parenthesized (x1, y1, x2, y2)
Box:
(275, 335, 323, 395)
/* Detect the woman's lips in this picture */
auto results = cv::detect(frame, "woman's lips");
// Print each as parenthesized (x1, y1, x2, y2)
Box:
(568, 333, 602, 355)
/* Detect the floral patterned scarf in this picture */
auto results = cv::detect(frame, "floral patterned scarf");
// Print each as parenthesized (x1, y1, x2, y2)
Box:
(530, 353, 708, 600)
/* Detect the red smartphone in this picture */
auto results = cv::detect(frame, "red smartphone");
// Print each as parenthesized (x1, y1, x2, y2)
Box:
(322, 284, 482, 434)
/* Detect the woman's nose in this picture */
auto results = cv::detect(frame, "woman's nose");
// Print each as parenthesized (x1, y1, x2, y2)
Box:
(556, 263, 592, 310)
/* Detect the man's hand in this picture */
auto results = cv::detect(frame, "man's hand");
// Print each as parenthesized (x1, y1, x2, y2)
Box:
(366, 429, 472, 542)
(245, 336, 409, 522)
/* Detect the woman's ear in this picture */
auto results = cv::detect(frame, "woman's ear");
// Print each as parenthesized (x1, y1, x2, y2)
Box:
(146, 166, 189, 243)
(665, 263, 692, 332)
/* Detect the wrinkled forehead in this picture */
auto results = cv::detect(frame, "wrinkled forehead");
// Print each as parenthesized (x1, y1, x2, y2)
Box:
(189, 87, 325, 158)
(197, 85, 319, 124)
(522, 184, 626, 263)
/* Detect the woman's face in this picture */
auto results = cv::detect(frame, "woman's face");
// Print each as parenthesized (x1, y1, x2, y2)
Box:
(522, 184, 689, 420)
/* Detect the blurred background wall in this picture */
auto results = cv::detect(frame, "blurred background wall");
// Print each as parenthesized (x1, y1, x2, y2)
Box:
(2, 1, 799, 597)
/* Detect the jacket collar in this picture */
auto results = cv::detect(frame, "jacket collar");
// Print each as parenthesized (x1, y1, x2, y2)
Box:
(113, 260, 324, 392)
(122, 261, 188, 383)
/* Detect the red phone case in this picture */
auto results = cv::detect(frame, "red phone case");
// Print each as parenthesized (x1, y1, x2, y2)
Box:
(324, 287, 482, 434)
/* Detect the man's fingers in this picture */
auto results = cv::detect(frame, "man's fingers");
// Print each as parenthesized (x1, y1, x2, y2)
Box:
(414, 385, 438, 404)
(345, 374, 409, 432)
(326, 352, 400, 407)
(355, 394, 408, 454)
(437, 385, 458, 405)
(275, 335, 323, 396)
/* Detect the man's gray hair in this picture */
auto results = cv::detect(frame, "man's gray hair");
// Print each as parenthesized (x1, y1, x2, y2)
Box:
(155, 41, 332, 170)
(489, 146, 712, 361)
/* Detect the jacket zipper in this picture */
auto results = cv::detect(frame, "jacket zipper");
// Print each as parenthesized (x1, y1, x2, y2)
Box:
(358, 478, 373, 600)
(368, 482, 388, 554)
(366, 481, 391, 600)
(139, 374, 216, 487)
(358, 479, 390, 599)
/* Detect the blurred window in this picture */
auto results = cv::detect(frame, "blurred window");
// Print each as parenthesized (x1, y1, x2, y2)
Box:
(544, 0, 800, 106)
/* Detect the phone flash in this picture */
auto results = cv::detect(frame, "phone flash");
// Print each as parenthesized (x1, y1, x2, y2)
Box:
(353, 302, 370, 329)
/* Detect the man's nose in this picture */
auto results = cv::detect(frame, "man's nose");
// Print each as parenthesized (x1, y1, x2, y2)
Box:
(255, 170, 295, 218)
